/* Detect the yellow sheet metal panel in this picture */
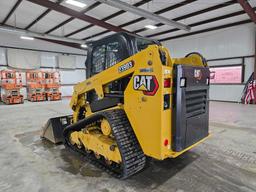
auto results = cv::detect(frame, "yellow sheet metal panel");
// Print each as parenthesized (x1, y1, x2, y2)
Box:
(70, 130, 122, 163)
(124, 47, 164, 159)
(69, 45, 208, 160)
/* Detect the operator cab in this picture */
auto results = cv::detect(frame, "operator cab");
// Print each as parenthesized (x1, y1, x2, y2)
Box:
(85, 32, 161, 78)
(84, 32, 161, 111)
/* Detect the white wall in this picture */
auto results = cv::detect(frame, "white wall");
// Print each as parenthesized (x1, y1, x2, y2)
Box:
(163, 23, 256, 102)
(0, 31, 87, 98)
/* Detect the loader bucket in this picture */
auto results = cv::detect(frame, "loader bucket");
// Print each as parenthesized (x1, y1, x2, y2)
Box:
(41, 115, 72, 144)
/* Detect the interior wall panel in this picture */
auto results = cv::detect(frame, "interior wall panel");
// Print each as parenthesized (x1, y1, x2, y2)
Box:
(0, 48, 7, 65)
(209, 85, 244, 102)
(58, 55, 76, 69)
(60, 86, 74, 97)
(7, 49, 40, 69)
(76, 56, 86, 69)
(244, 58, 255, 81)
(40, 53, 58, 68)
(208, 59, 243, 67)
(164, 24, 255, 59)
(163, 23, 255, 102)
(60, 70, 86, 85)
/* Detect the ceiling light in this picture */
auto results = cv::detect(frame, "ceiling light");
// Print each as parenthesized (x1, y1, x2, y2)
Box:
(81, 44, 87, 48)
(20, 36, 34, 40)
(65, 0, 87, 8)
(145, 25, 158, 30)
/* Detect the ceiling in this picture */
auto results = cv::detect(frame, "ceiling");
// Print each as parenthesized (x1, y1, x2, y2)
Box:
(0, 0, 255, 46)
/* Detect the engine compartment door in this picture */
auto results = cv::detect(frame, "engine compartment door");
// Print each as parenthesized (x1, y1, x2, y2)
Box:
(172, 64, 210, 152)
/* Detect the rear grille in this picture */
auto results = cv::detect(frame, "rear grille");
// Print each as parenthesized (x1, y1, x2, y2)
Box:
(186, 89, 207, 118)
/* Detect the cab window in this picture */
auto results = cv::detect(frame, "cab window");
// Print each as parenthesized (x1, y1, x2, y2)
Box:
(92, 44, 106, 74)
(106, 41, 122, 69)
(136, 38, 155, 52)
(92, 41, 122, 74)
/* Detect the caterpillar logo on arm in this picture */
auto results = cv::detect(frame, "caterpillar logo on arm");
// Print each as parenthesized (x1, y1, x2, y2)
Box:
(133, 75, 159, 96)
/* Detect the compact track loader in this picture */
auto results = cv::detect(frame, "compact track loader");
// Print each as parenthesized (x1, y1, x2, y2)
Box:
(42, 32, 210, 179)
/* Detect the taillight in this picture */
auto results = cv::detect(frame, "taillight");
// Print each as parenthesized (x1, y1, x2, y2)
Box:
(164, 139, 169, 146)
(164, 78, 171, 88)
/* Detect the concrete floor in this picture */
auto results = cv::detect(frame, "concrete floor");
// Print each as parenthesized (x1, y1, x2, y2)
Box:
(0, 100, 256, 192)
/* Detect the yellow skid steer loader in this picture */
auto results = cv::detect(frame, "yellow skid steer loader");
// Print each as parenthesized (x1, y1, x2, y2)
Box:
(42, 32, 210, 179)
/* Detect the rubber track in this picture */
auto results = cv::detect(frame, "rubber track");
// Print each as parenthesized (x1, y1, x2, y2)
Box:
(63, 109, 146, 179)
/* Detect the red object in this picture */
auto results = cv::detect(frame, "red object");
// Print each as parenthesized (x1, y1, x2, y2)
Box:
(244, 80, 256, 104)
(143, 76, 159, 96)
(164, 78, 171, 88)
(164, 139, 169, 146)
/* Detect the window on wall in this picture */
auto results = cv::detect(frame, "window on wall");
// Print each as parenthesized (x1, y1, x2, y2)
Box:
(210, 65, 243, 84)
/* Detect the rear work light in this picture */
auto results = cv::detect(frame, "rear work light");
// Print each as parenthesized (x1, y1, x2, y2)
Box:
(206, 77, 210, 85)
(180, 77, 186, 88)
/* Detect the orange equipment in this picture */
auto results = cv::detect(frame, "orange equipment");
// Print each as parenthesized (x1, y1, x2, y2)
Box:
(26, 71, 46, 102)
(0, 70, 24, 104)
(43, 71, 61, 101)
